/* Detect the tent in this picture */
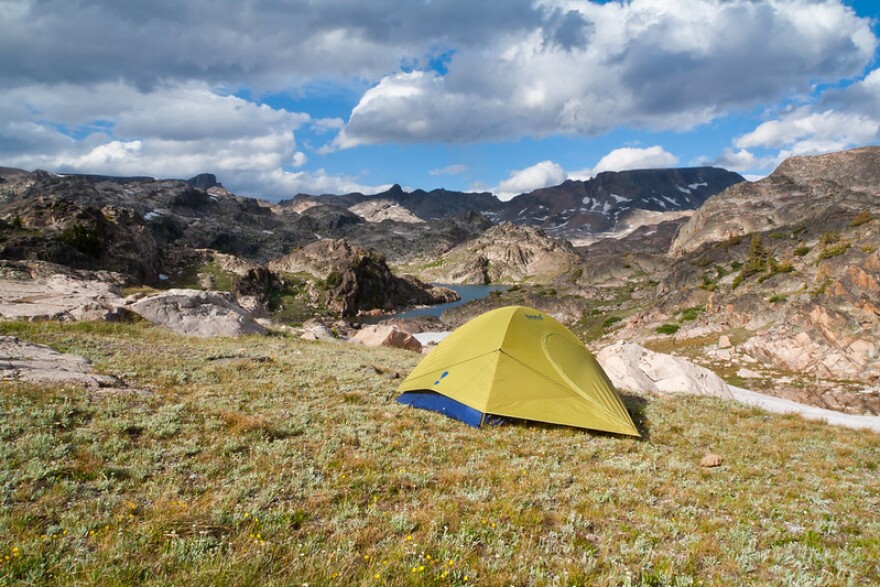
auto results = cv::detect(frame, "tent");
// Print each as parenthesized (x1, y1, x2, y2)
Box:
(396, 305, 640, 436)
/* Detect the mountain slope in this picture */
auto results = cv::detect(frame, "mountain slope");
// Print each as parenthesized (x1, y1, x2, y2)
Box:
(671, 147, 880, 256)
(500, 167, 744, 238)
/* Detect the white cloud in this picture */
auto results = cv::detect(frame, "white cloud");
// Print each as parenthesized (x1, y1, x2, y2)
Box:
(334, 0, 876, 146)
(568, 146, 679, 180)
(700, 148, 776, 174)
(493, 160, 566, 201)
(0, 81, 386, 199)
(736, 108, 880, 151)
(429, 164, 468, 176)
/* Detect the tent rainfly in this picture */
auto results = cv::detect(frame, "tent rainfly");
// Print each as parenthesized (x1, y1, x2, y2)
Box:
(396, 305, 640, 436)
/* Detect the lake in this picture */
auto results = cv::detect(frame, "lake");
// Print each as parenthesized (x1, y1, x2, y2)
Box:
(363, 283, 509, 322)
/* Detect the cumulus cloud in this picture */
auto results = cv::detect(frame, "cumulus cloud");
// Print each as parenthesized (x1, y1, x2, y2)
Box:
(492, 160, 566, 201)
(736, 109, 880, 152)
(566, 146, 679, 180)
(0, 0, 539, 90)
(0, 81, 386, 199)
(697, 148, 776, 174)
(334, 0, 876, 147)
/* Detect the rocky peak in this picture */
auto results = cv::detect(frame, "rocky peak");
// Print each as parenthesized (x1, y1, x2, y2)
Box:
(670, 146, 880, 257)
(498, 166, 744, 238)
(771, 146, 880, 189)
(187, 173, 221, 190)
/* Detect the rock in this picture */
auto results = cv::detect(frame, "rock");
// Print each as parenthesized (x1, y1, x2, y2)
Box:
(351, 325, 423, 352)
(301, 323, 336, 341)
(269, 239, 458, 317)
(0, 336, 124, 388)
(348, 198, 425, 224)
(0, 261, 128, 322)
(419, 223, 586, 284)
(700, 453, 724, 468)
(718, 335, 732, 349)
(128, 289, 267, 337)
(596, 342, 733, 399)
(736, 368, 762, 379)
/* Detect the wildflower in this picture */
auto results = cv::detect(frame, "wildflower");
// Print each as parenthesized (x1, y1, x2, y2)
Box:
(374, 573, 380, 579)
(405, 535, 412, 541)
(331, 572, 339, 579)
(464, 576, 469, 582)
(244, 513, 249, 518)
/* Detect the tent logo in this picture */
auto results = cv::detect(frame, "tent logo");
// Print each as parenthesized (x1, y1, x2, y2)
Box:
(434, 371, 449, 385)
(524, 313, 543, 320)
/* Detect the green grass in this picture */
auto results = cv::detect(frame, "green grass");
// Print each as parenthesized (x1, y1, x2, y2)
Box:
(655, 323, 680, 335)
(0, 321, 878, 586)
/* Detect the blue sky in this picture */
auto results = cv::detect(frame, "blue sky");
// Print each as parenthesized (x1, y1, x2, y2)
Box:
(1, 0, 879, 201)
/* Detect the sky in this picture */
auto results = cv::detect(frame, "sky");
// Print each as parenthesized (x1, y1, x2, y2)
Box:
(1, 0, 879, 201)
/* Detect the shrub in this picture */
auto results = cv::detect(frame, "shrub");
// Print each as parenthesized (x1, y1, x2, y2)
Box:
(602, 316, 622, 329)
(849, 210, 874, 227)
(59, 223, 103, 257)
(819, 230, 839, 246)
(325, 271, 343, 288)
(655, 323, 680, 335)
(793, 244, 811, 257)
(768, 294, 787, 303)
(733, 234, 775, 288)
(819, 242, 850, 260)
(680, 306, 705, 321)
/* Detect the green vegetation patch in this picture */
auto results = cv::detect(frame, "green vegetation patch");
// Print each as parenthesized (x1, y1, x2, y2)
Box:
(0, 321, 878, 586)
(655, 323, 680, 335)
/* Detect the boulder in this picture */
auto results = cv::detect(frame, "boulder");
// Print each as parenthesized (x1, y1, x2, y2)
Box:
(128, 289, 267, 337)
(300, 323, 336, 341)
(351, 325, 422, 352)
(0, 336, 122, 388)
(596, 342, 733, 399)
(700, 453, 724, 468)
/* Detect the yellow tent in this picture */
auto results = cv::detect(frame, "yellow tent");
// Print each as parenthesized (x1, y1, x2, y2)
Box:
(396, 305, 639, 436)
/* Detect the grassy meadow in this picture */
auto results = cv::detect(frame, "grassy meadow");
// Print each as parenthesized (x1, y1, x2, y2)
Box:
(0, 320, 878, 586)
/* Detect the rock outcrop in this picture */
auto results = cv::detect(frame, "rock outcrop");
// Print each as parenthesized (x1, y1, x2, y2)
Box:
(269, 239, 458, 316)
(420, 224, 585, 284)
(596, 342, 733, 399)
(671, 147, 880, 256)
(0, 261, 128, 322)
(128, 289, 268, 337)
(0, 336, 125, 389)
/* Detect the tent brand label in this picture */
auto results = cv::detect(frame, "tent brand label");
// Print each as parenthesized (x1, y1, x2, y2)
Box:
(525, 314, 543, 320)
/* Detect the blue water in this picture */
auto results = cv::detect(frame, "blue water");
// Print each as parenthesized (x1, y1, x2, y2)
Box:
(366, 283, 509, 322)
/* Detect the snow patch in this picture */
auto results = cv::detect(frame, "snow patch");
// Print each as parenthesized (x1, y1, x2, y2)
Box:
(688, 182, 708, 190)
(158, 273, 169, 281)
(610, 193, 631, 203)
(676, 186, 691, 194)
(144, 210, 162, 221)
(730, 386, 880, 433)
